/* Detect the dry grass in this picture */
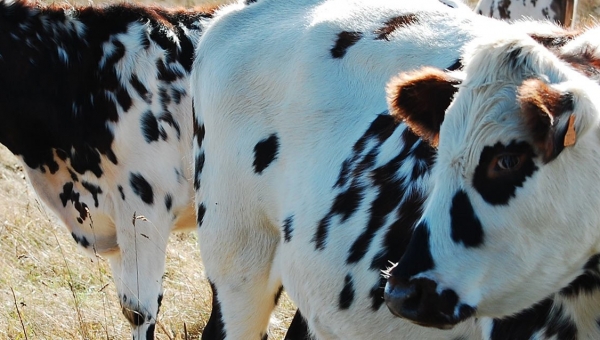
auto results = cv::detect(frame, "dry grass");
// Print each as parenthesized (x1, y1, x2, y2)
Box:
(1, 0, 599, 339)
(0, 142, 296, 340)
(3, 150, 191, 339)
(576, 0, 600, 26)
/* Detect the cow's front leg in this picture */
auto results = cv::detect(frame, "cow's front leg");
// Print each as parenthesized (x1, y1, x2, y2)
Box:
(109, 214, 170, 340)
(199, 207, 281, 340)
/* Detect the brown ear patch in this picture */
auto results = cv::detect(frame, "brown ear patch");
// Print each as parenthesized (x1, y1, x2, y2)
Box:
(387, 67, 460, 147)
(518, 78, 575, 162)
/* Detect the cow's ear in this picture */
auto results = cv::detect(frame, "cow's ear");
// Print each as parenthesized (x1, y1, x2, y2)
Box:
(518, 78, 577, 163)
(387, 67, 461, 147)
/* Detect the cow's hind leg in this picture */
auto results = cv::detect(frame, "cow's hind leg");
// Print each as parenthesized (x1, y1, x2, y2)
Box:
(199, 206, 281, 340)
(284, 310, 312, 340)
(109, 214, 170, 340)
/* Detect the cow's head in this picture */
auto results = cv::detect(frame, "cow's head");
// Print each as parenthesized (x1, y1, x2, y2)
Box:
(383, 34, 600, 328)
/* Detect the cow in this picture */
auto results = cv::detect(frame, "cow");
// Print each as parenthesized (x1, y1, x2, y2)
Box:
(189, 0, 563, 339)
(475, 0, 577, 27)
(383, 16, 600, 339)
(0, 1, 215, 338)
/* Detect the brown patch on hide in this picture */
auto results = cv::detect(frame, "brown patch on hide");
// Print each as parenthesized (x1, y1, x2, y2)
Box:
(374, 14, 419, 41)
(529, 31, 580, 51)
(37, 1, 218, 30)
(560, 48, 600, 83)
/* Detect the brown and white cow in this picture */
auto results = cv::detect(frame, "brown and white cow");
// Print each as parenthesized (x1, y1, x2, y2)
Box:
(384, 17, 600, 338)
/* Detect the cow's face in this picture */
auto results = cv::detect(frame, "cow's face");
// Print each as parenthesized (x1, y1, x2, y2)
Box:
(383, 37, 600, 328)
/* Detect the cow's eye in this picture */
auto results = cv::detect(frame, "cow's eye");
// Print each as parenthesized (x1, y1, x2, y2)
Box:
(487, 153, 526, 179)
(475, 142, 538, 204)
(495, 154, 521, 171)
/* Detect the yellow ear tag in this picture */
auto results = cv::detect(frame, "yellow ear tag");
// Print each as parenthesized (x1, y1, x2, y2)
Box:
(563, 114, 576, 147)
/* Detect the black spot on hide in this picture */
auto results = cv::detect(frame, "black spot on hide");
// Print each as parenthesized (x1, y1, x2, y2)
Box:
(253, 134, 280, 174)
(331, 31, 362, 58)
(130, 172, 154, 204)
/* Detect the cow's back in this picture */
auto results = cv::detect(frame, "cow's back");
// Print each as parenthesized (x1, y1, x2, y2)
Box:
(193, 0, 500, 209)
(195, 0, 491, 131)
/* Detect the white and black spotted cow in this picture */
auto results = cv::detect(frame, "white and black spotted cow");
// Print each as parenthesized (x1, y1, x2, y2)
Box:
(0, 1, 214, 338)
(475, 0, 577, 27)
(383, 20, 600, 339)
(187, 0, 553, 339)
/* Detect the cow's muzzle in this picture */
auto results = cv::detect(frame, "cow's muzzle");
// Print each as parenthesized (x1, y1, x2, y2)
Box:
(384, 275, 475, 329)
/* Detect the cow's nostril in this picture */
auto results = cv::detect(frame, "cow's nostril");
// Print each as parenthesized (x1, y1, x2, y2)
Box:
(384, 277, 417, 318)
(384, 276, 474, 329)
